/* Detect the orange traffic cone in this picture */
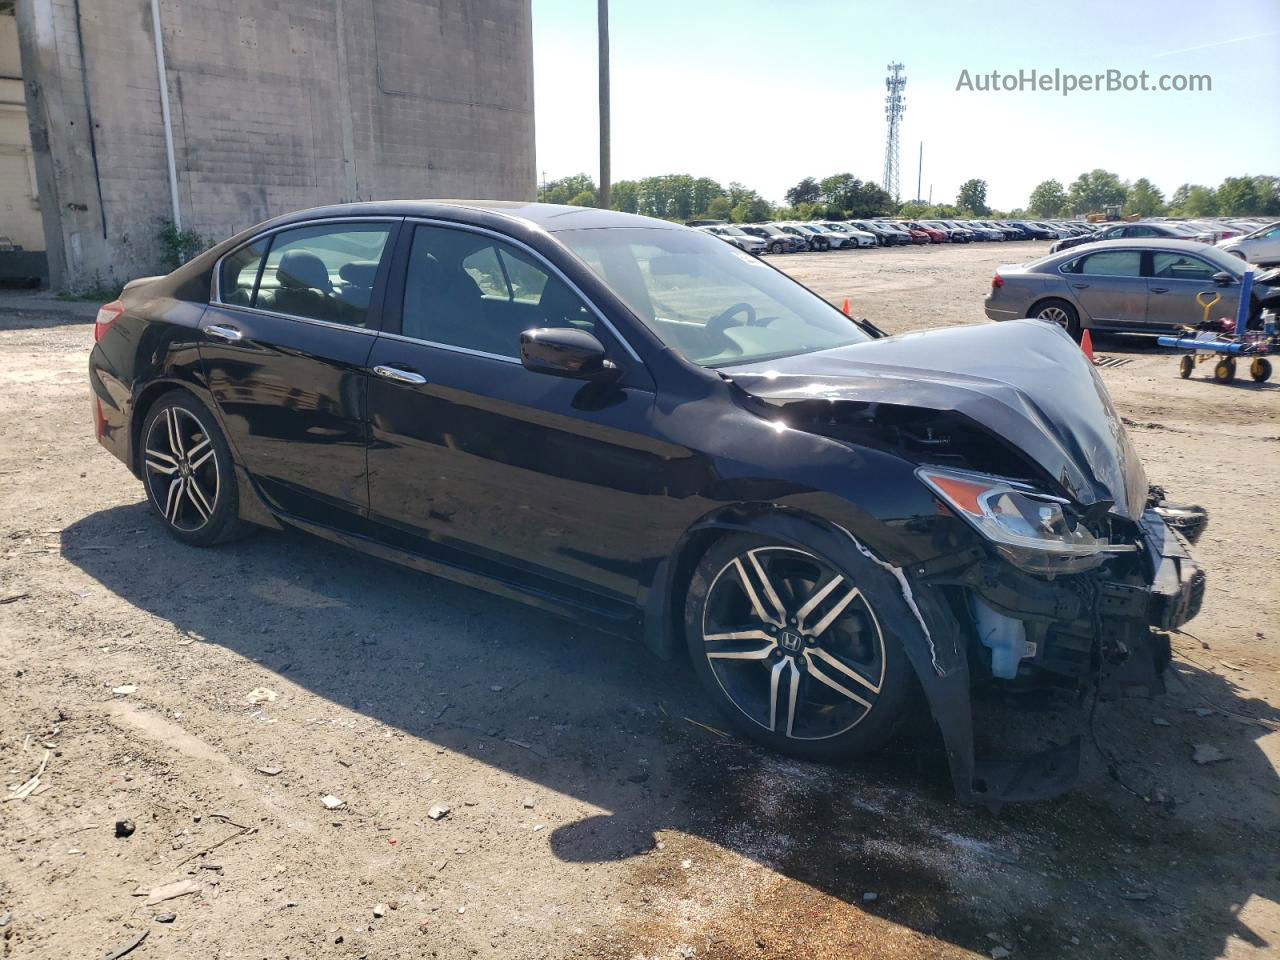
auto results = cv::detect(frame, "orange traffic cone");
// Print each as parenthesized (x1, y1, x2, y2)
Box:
(1080, 329, 1095, 362)
(841, 298, 850, 315)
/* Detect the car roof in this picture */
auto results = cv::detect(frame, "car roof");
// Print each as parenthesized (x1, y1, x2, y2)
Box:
(1035, 237, 1226, 266)
(240, 199, 674, 235)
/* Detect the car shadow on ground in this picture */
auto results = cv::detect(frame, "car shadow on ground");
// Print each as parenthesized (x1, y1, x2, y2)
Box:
(62, 503, 1279, 959)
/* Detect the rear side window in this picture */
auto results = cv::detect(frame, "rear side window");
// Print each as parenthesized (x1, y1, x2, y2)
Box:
(1078, 250, 1142, 277)
(218, 222, 392, 327)
(255, 224, 391, 327)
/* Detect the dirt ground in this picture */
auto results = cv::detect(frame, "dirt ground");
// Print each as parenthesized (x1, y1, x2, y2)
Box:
(1, 241, 1277, 960)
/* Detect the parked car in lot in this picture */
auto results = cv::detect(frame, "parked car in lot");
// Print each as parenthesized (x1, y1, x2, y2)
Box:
(870, 221, 917, 245)
(921, 220, 971, 243)
(777, 223, 853, 251)
(738, 223, 807, 254)
(961, 221, 1006, 242)
(985, 238, 1263, 338)
(888, 221, 931, 244)
(846, 219, 903, 246)
(1007, 220, 1058, 241)
(697, 225, 766, 255)
(1050, 220, 1213, 254)
(89, 199, 1209, 808)
(1217, 221, 1280, 266)
(903, 220, 948, 243)
(820, 222, 877, 248)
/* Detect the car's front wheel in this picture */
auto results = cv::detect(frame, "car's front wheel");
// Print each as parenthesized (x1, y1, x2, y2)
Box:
(684, 534, 915, 758)
(140, 392, 248, 546)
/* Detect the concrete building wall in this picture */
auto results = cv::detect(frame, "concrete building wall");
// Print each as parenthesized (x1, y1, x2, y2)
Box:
(13, 0, 534, 290)
(0, 14, 45, 256)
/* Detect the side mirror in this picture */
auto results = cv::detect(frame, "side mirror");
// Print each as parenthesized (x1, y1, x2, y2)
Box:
(520, 327, 619, 382)
(1212, 271, 1235, 287)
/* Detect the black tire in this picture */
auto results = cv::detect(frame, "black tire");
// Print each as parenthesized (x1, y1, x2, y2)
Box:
(1250, 357, 1272, 383)
(770, 241, 784, 255)
(1213, 357, 1236, 384)
(815, 238, 829, 252)
(139, 391, 250, 547)
(684, 532, 916, 759)
(1029, 298, 1082, 341)
(1179, 355, 1194, 379)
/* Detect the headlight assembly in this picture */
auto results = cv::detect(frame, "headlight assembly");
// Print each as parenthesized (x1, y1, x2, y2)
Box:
(917, 466, 1136, 575)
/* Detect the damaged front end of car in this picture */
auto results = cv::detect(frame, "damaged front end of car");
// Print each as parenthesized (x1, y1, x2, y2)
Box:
(723, 320, 1208, 811)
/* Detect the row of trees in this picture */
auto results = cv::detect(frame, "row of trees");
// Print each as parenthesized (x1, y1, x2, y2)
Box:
(1027, 171, 1280, 219)
(539, 172, 895, 224)
(543, 169, 1280, 224)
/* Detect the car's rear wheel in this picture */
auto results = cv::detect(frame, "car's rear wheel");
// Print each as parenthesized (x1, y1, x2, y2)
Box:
(1030, 298, 1081, 341)
(140, 392, 247, 546)
(684, 534, 915, 758)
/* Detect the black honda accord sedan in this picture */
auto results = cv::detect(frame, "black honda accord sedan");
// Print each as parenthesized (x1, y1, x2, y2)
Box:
(89, 201, 1206, 807)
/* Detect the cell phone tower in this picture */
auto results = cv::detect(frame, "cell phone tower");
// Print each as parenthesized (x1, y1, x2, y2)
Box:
(883, 63, 906, 202)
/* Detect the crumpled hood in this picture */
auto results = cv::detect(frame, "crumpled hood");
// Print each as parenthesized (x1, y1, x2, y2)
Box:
(722, 319, 1148, 520)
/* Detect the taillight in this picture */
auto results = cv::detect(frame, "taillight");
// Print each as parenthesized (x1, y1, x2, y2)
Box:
(94, 300, 124, 341)
(991, 273, 1004, 291)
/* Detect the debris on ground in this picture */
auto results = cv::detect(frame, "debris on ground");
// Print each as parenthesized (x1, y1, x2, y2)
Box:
(862, 891, 878, 902)
(373, 903, 387, 918)
(320, 794, 344, 810)
(521, 796, 535, 809)
(101, 929, 149, 960)
(245, 687, 277, 704)
(114, 819, 135, 838)
(143, 879, 202, 906)
(428, 804, 451, 821)
(1152, 717, 1171, 726)
(1191, 744, 1227, 765)
(153, 913, 176, 923)
(1120, 890, 1154, 901)
(256, 766, 283, 777)
(111, 685, 136, 695)
(6, 749, 51, 801)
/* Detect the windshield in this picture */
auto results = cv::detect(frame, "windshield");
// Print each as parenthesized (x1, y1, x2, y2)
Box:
(555, 227, 871, 367)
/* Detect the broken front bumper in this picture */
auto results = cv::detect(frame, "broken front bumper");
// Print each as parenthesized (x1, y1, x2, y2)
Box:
(944, 507, 1207, 811)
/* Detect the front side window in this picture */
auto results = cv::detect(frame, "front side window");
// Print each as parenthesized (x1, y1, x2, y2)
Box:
(557, 226, 872, 367)
(1151, 253, 1216, 282)
(1079, 250, 1142, 277)
(248, 223, 391, 327)
(401, 225, 596, 359)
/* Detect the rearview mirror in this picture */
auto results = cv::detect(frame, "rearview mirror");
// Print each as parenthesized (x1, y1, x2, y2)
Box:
(520, 328, 619, 382)
(1212, 271, 1235, 287)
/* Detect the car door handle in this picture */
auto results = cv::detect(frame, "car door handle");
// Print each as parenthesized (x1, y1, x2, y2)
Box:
(202, 323, 242, 342)
(1071, 283, 1090, 289)
(373, 364, 427, 385)
(1149, 287, 1168, 294)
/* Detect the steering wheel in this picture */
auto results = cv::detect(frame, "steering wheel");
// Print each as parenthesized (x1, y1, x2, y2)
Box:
(706, 301, 758, 339)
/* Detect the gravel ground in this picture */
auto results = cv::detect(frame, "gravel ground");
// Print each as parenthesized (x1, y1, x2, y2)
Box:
(1, 241, 1277, 960)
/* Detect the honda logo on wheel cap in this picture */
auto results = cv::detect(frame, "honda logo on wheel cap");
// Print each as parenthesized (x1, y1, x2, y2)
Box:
(778, 630, 804, 653)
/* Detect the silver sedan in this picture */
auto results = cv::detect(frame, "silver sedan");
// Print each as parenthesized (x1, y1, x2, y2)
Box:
(984, 238, 1250, 339)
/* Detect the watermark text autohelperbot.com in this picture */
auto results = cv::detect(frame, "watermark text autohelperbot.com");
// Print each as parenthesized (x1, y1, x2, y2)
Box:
(956, 68, 1211, 96)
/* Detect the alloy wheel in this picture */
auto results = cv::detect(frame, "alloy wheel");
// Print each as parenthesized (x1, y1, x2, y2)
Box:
(143, 405, 220, 532)
(701, 546, 886, 740)
(1037, 305, 1070, 328)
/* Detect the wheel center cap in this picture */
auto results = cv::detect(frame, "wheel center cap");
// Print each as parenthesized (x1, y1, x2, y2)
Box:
(778, 629, 804, 653)
(179, 461, 191, 479)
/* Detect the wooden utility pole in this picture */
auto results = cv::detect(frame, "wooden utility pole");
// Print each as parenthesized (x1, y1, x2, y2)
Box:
(597, 0, 611, 210)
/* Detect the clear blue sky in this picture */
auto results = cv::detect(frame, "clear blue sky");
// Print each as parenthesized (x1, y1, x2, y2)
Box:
(532, 0, 1280, 209)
